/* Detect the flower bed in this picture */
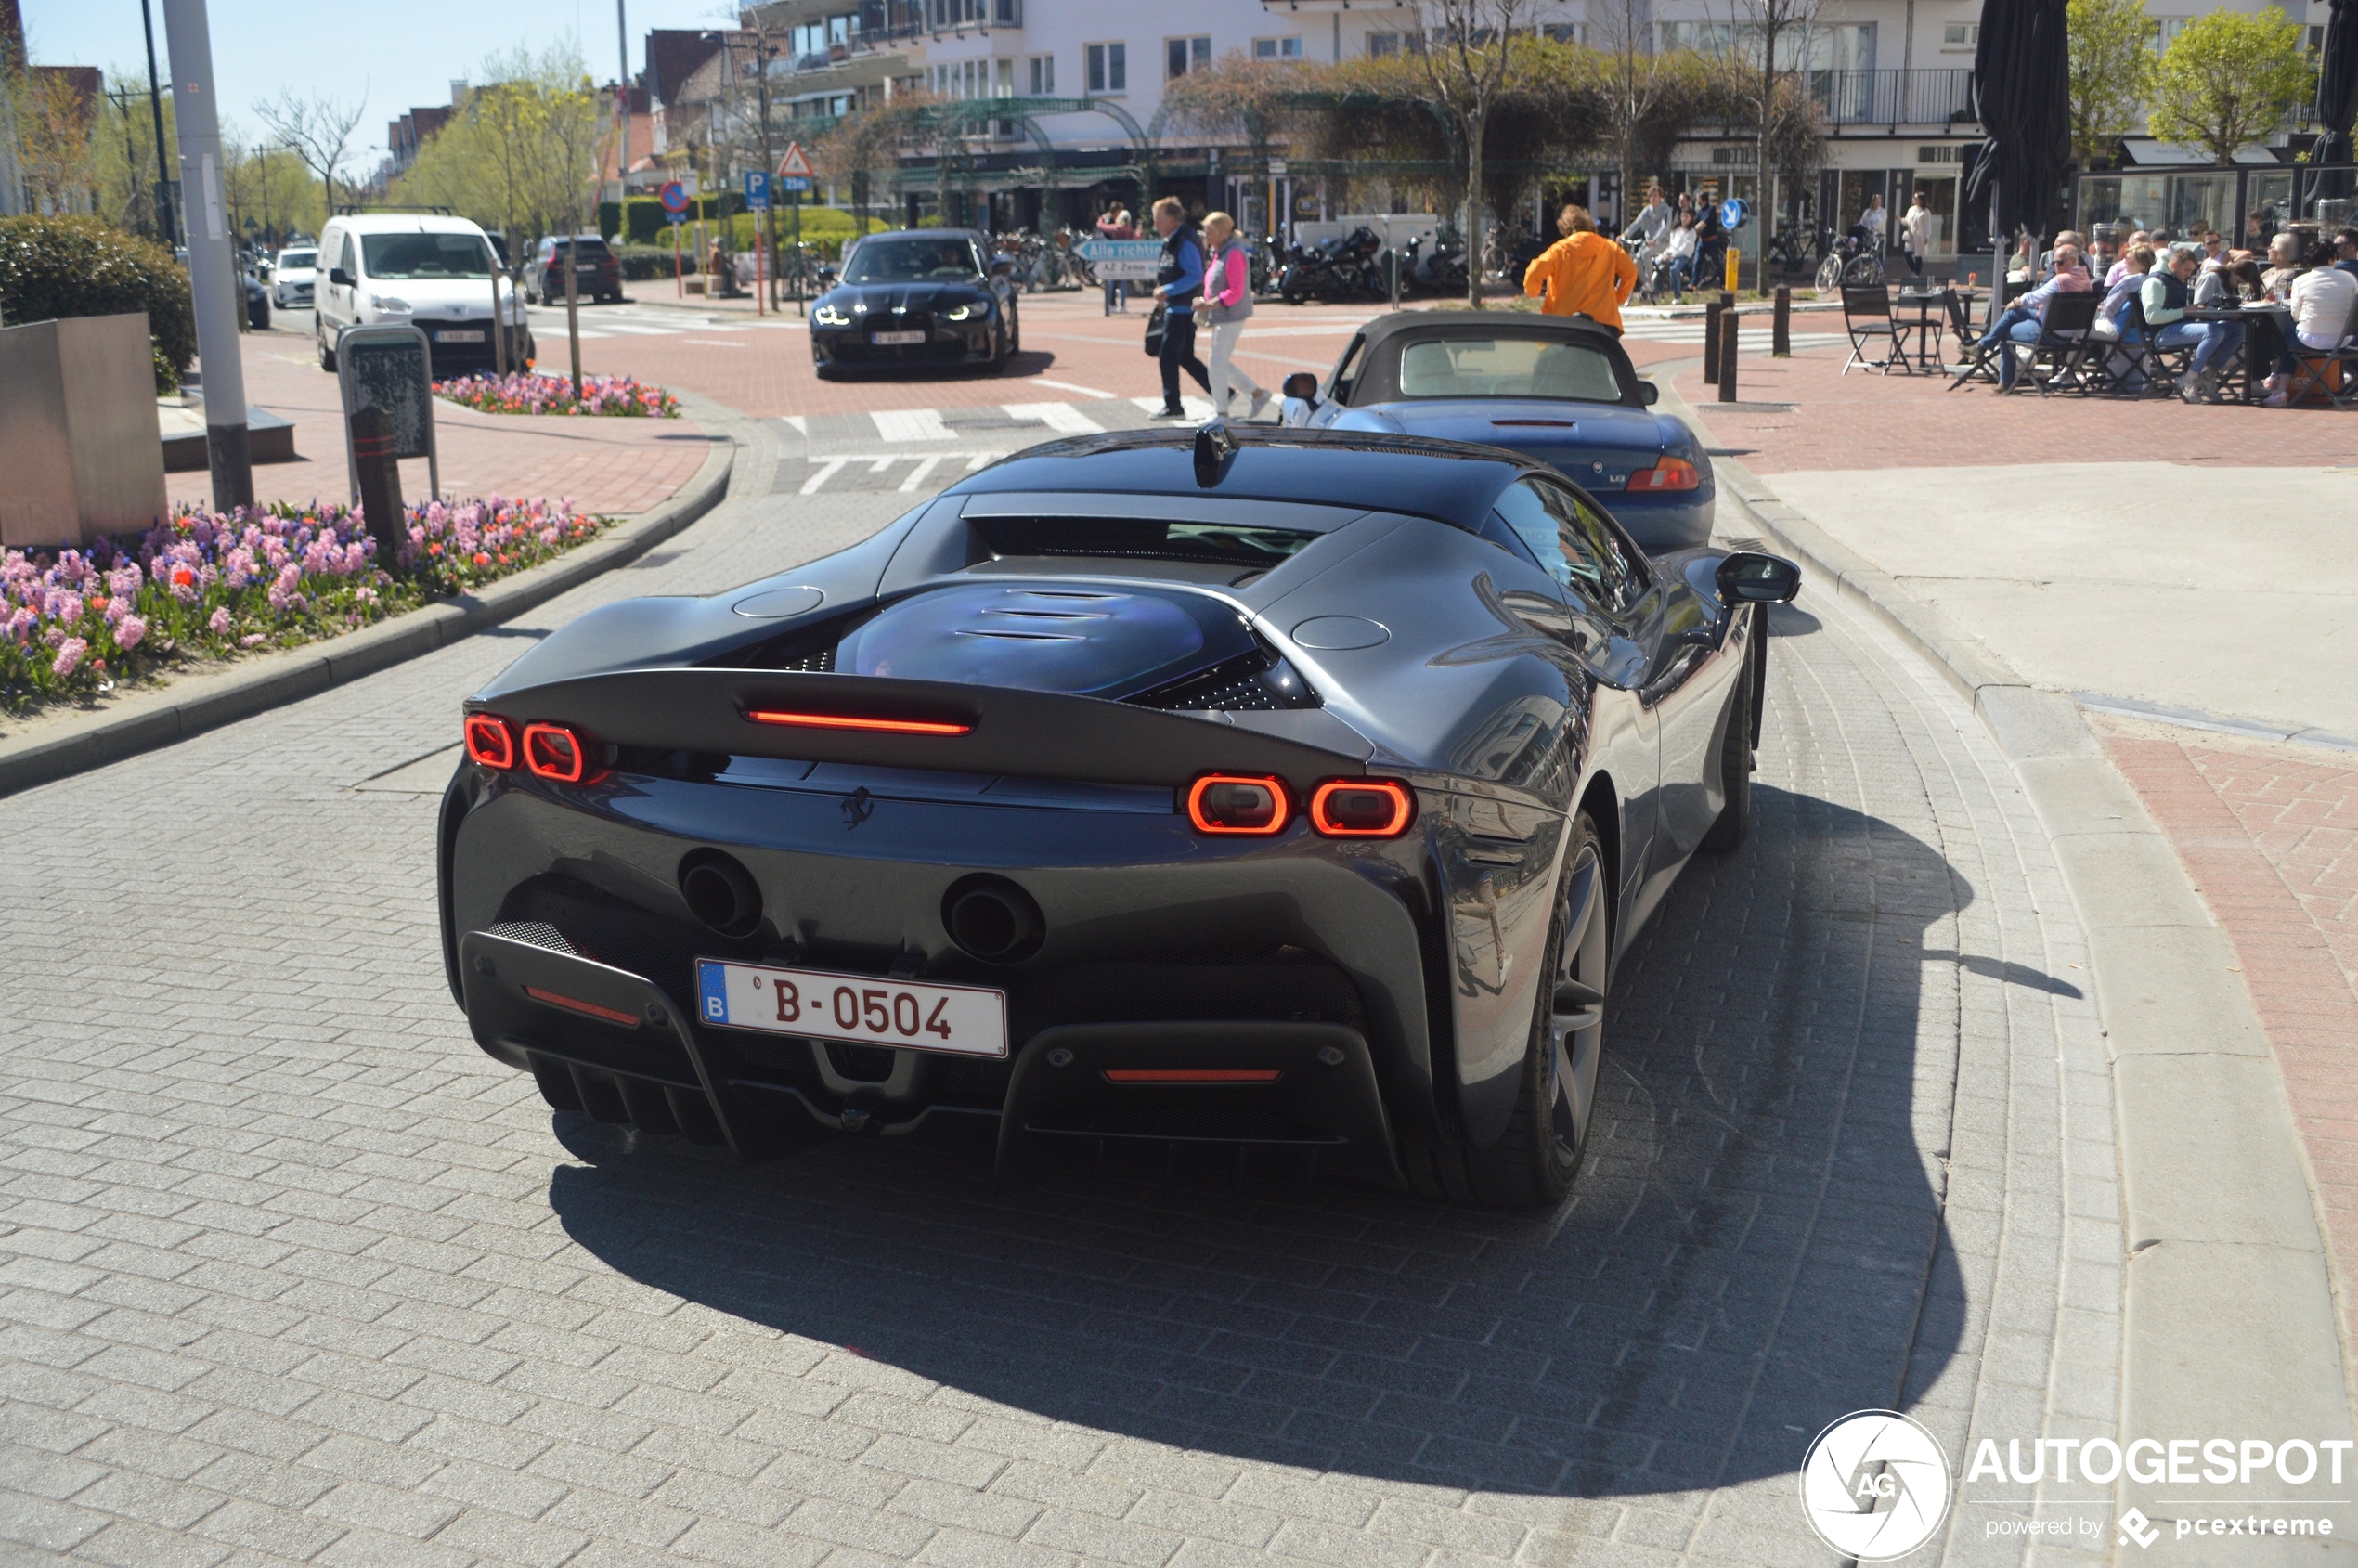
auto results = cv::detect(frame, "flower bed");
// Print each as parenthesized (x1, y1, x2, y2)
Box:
(434, 371, 681, 419)
(3, 497, 603, 713)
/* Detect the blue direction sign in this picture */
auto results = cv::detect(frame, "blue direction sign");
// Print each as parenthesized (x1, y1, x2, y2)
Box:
(778, 176, 811, 195)
(1073, 238, 1163, 281)
(744, 170, 771, 210)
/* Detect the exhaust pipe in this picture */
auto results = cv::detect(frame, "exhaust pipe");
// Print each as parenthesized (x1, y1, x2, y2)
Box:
(679, 850, 762, 937)
(941, 875, 1044, 964)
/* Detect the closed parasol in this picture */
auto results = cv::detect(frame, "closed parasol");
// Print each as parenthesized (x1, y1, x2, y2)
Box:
(2315, 0, 2358, 170)
(1965, 0, 2073, 244)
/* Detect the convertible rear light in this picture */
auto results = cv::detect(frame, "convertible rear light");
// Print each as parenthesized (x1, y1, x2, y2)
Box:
(1186, 774, 1290, 835)
(1104, 1069, 1283, 1083)
(745, 709, 973, 736)
(1309, 779, 1416, 837)
(522, 721, 593, 783)
(463, 713, 516, 770)
(1626, 457, 1702, 492)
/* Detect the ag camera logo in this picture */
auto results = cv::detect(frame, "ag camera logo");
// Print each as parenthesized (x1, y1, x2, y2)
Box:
(1799, 1410, 1953, 1561)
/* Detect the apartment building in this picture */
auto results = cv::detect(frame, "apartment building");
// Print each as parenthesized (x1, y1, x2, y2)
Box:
(660, 0, 2336, 249)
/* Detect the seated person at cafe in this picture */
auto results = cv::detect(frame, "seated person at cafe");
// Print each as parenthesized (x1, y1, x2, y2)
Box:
(2261, 233, 2303, 299)
(1969, 242, 2092, 389)
(2337, 228, 2358, 279)
(2095, 243, 2154, 330)
(2139, 243, 2229, 402)
(2263, 240, 2358, 406)
(2105, 232, 2151, 287)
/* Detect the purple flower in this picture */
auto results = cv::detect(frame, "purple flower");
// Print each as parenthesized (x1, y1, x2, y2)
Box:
(208, 606, 232, 636)
(115, 616, 147, 650)
(52, 637, 86, 677)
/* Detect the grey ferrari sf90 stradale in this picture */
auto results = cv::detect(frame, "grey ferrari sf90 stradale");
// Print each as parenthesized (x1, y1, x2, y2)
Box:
(437, 424, 1799, 1207)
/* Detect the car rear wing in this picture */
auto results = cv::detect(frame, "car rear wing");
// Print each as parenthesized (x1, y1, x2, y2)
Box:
(465, 668, 1369, 795)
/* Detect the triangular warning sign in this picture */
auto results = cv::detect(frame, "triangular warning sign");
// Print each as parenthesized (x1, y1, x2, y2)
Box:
(778, 142, 814, 178)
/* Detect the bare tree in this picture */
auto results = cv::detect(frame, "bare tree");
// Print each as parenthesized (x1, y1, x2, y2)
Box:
(256, 87, 366, 216)
(1593, 0, 1671, 224)
(1723, 0, 1821, 258)
(1407, 0, 1529, 306)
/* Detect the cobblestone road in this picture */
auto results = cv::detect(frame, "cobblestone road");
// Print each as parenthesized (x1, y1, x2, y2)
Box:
(1, 425, 2118, 1567)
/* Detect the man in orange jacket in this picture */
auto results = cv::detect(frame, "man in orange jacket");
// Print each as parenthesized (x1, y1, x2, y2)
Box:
(1522, 205, 1639, 334)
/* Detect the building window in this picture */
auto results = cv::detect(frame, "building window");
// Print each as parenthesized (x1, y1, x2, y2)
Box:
(2149, 16, 2193, 49)
(1168, 36, 1211, 79)
(1087, 41, 1125, 93)
(1540, 23, 1579, 43)
(1251, 36, 1302, 59)
(1367, 32, 1399, 57)
(1941, 22, 1978, 47)
(1028, 53, 1054, 94)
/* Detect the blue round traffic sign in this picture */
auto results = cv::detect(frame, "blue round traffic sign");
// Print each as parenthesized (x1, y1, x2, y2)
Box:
(659, 181, 691, 214)
(1721, 198, 1750, 231)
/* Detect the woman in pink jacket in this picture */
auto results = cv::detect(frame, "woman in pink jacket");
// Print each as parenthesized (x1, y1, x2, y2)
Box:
(1199, 213, 1269, 420)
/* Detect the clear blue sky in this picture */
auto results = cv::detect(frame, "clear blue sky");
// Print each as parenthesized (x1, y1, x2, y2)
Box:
(20, 0, 733, 166)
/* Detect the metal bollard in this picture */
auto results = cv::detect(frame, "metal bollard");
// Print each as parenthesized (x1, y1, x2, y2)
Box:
(1772, 286, 1792, 357)
(1718, 309, 1739, 402)
(1704, 298, 1725, 384)
(347, 407, 406, 567)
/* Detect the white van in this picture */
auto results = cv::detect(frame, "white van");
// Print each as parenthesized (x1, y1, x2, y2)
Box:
(314, 213, 531, 375)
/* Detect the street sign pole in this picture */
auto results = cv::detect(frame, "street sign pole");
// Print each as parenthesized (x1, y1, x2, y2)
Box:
(159, 0, 251, 509)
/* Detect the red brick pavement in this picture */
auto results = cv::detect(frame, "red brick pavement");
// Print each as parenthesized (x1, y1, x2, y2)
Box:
(2095, 716, 2358, 1343)
(1674, 334, 2354, 473)
(536, 292, 1688, 421)
(178, 333, 716, 519)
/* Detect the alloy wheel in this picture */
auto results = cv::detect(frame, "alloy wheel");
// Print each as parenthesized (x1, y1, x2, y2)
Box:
(1546, 844, 1608, 1164)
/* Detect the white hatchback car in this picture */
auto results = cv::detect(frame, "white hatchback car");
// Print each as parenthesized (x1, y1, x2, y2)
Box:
(314, 214, 530, 376)
(271, 246, 317, 308)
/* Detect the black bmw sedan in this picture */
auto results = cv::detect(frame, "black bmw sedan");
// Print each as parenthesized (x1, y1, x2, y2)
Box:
(810, 228, 1019, 378)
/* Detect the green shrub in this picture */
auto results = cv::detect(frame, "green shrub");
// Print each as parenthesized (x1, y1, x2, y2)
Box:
(0, 215, 196, 393)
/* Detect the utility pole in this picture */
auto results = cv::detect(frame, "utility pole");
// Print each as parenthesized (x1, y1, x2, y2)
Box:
(140, 0, 176, 245)
(757, 30, 776, 312)
(160, 0, 252, 508)
(614, 0, 630, 204)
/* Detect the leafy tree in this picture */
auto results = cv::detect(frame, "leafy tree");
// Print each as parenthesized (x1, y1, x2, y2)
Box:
(1405, 0, 1535, 305)
(0, 214, 194, 388)
(1159, 53, 1301, 178)
(2067, 0, 2153, 166)
(810, 91, 939, 233)
(2147, 6, 2313, 166)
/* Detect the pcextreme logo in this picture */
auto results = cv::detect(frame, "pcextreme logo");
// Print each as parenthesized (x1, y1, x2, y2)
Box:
(1798, 1411, 1954, 1561)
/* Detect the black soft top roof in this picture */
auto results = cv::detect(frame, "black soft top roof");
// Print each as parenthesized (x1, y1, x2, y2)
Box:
(1351, 309, 1626, 353)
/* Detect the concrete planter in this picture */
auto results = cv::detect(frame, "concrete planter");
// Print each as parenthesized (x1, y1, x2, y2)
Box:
(0, 312, 168, 549)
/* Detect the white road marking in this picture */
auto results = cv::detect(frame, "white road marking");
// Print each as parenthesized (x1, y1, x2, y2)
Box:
(683, 338, 745, 347)
(1129, 395, 1216, 420)
(871, 408, 955, 442)
(900, 456, 943, 492)
(799, 458, 849, 495)
(1024, 376, 1116, 399)
(780, 416, 808, 434)
(868, 457, 896, 474)
(1004, 401, 1102, 434)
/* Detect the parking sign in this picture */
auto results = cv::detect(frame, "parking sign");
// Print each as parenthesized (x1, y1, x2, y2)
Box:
(744, 170, 770, 210)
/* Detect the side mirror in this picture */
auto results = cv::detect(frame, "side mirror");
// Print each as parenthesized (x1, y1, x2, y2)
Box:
(1637, 382, 1661, 406)
(1716, 551, 1803, 604)
(329, 267, 352, 287)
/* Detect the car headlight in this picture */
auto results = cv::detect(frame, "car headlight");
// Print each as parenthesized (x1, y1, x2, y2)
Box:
(812, 304, 850, 326)
(945, 302, 988, 322)
(369, 294, 413, 314)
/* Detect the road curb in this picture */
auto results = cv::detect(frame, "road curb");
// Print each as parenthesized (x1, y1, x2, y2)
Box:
(1655, 367, 2358, 1531)
(0, 410, 736, 799)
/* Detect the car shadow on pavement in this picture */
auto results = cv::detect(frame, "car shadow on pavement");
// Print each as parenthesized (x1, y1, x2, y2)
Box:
(547, 784, 1988, 1497)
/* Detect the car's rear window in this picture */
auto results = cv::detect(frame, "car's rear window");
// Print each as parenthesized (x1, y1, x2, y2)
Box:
(362, 233, 496, 279)
(277, 251, 317, 268)
(1389, 336, 1626, 402)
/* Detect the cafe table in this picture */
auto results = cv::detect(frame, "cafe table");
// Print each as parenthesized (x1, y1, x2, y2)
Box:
(1892, 286, 1969, 371)
(2183, 303, 2292, 404)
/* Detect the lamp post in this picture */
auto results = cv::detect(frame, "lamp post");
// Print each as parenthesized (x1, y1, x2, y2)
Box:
(160, 0, 251, 508)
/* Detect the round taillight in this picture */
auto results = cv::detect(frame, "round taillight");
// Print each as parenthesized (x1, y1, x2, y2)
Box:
(1186, 774, 1289, 836)
(463, 714, 516, 770)
(522, 721, 592, 784)
(1309, 779, 1416, 838)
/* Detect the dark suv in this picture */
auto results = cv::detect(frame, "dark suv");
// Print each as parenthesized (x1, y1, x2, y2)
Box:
(529, 235, 623, 305)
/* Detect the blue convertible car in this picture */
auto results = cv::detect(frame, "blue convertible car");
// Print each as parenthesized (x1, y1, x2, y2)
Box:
(1283, 312, 1714, 552)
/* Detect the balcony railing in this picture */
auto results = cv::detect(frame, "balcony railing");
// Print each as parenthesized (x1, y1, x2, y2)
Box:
(1807, 69, 1975, 126)
(856, 0, 1018, 40)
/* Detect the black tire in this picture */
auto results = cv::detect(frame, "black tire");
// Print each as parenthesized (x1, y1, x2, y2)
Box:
(1459, 813, 1611, 1209)
(317, 325, 336, 372)
(1700, 652, 1756, 854)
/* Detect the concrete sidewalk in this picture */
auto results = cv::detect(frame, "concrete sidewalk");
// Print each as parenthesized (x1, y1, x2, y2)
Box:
(177, 330, 713, 519)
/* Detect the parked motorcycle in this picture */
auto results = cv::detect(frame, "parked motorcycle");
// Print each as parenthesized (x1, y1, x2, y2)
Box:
(1278, 226, 1384, 304)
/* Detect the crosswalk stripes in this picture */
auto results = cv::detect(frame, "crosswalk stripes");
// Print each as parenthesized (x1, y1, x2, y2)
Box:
(521, 302, 804, 341)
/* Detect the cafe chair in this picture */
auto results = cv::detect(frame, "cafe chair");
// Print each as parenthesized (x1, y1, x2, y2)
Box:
(2281, 295, 2358, 408)
(1996, 292, 2101, 395)
(1841, 285, 1908, 375)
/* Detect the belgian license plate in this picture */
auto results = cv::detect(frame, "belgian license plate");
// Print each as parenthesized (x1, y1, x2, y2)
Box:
(870, 330, 926, 345)
(434, 329, 486, 343)
(695, 958, 1007, 1059)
